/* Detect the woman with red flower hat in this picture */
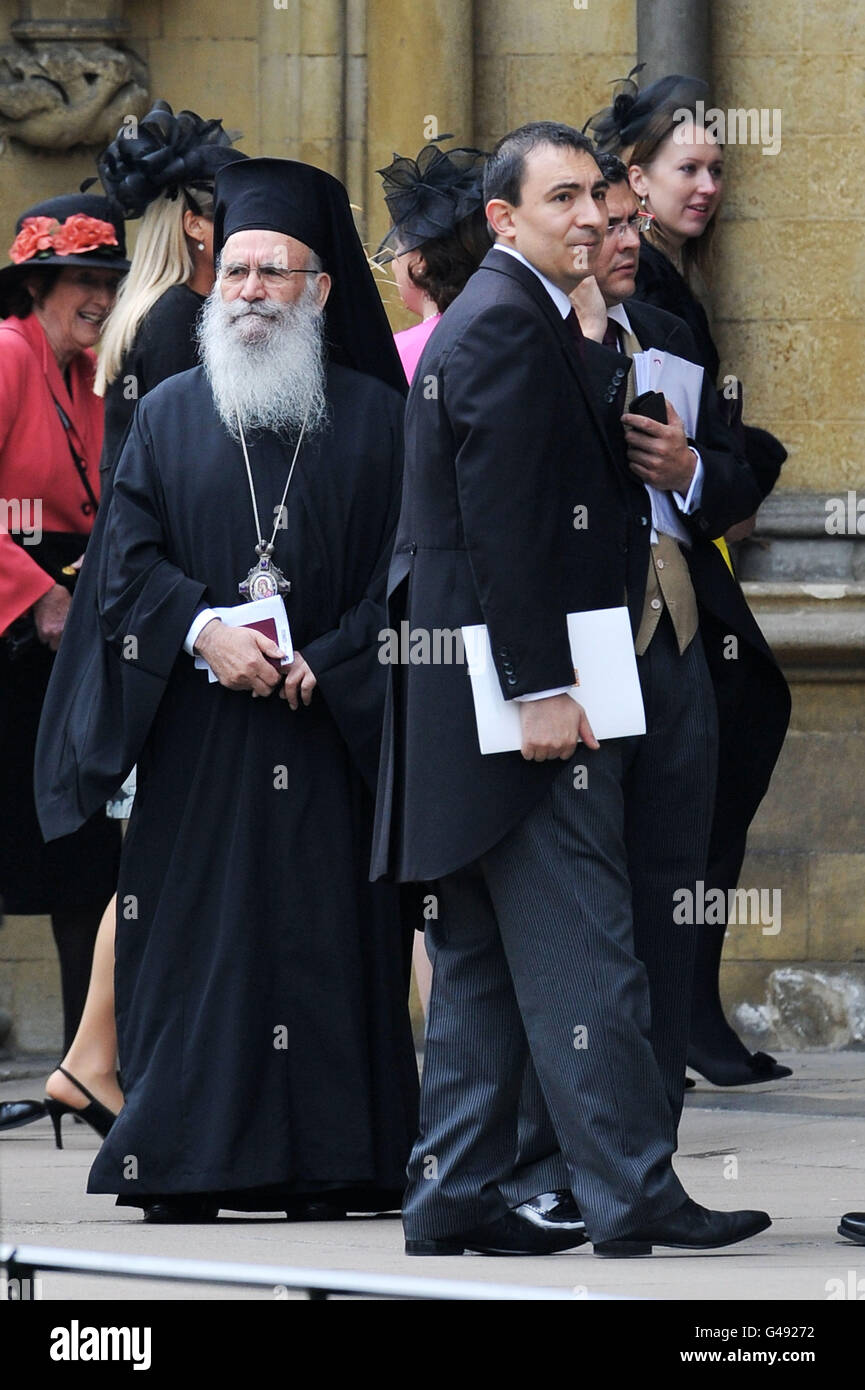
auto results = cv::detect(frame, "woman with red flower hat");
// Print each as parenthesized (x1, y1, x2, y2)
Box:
(2, 107, 247, 1144)
(0, 192, 128, 1131)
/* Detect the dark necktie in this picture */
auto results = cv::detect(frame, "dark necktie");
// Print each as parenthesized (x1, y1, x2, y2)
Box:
(602, 318, 620, 350)
(565, 308, 584, 361)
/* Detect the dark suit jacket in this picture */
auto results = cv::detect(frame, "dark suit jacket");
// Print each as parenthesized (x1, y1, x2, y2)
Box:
(371, 250, 780, 883)
(587, 299, 791, 863)
(372, 249, 653, 881)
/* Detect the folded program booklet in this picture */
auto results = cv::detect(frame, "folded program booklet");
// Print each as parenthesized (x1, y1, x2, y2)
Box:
(461, 607, 646, 755)
(194, 595, 293, 683)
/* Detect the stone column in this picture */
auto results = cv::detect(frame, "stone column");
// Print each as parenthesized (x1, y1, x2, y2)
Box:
(366, 0, 474, 259)
(344, 0, 367, 217)
(257, 0, 347, 178)
(636, 0, 711, 85)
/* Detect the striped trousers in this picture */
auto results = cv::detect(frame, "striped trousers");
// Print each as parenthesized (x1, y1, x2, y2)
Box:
(403, 613, 718, 1244)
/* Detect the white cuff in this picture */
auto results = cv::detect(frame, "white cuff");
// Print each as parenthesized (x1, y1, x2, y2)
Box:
(674, 449, 703, 513)
(184, 608, 219, 656)
(515, 686, 572, 702)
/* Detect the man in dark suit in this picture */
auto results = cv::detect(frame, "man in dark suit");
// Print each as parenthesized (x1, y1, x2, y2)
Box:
(504, 152, 792, 1211)
(572, 154, 790, 922)
(584, 159, 793, 1089)
(373, 122, 771, 1257)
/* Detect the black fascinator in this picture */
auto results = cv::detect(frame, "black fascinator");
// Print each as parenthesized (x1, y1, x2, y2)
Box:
(86, 100, 246, 218)
(584, 65, 709, 153)
(375, 138, 488, 263)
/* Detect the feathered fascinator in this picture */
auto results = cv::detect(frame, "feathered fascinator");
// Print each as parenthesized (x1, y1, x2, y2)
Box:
(375, 138, 488, 263)
(85, 100, 246, 218)
(584, 64, 709, 153)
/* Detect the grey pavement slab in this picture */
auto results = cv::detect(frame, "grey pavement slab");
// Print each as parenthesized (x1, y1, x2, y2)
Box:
(1, 1051, 863, 1301)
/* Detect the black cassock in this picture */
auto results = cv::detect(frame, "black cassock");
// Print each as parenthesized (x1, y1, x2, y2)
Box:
(40, 362, 418, 1209)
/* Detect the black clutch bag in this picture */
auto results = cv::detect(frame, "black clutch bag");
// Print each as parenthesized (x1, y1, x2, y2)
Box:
(4, 531, 89, 660)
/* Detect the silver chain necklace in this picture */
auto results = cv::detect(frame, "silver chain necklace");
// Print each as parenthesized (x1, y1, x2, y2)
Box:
(235, 404, 309, 600)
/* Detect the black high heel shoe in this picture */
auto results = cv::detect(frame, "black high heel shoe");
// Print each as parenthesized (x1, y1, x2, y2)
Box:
(686, 1048, 792, 1087)
(44, 1067, 117, 1149)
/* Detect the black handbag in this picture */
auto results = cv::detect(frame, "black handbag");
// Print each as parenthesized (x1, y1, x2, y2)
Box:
(4, 531, 90, 660)
(5, 392, 98, 659)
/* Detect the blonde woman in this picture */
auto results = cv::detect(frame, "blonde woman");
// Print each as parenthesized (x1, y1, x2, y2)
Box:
(95, 100, 246, 474)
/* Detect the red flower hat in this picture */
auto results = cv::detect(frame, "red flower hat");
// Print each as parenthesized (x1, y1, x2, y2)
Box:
(10, 213, 119, 265)
(0, 193, 129, 316)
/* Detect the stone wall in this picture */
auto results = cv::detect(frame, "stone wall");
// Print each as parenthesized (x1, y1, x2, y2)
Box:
(0, 915, 62, 1054)
(711, 0, 865, 494)
(0, 1, 368, 251)
(0, 0, 862, 1053)
(725, 671, 865, 1050)
(474, 0, 634, 153)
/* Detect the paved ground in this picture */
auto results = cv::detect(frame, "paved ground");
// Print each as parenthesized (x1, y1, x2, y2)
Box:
(1, 1051, 863, 1302)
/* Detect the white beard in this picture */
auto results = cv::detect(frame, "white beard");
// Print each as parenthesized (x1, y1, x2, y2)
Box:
(198, 285, 328, 439)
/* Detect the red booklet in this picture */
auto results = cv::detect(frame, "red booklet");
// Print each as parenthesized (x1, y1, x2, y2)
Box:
(244, 617, 289, 674)
(194, 596, 294, 683)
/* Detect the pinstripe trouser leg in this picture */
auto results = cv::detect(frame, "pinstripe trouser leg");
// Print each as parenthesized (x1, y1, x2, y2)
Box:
(501, 616, 718, 1205)
(404, 615, 715, 1243)
(403, 867, 531, 1239)
(625, 620, 718, 1128)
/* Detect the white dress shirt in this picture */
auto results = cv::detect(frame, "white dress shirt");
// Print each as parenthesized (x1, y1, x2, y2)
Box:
(184, 606, 219, 655)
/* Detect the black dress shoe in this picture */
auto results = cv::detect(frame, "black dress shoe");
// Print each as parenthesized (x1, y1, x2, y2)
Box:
(594, 1197, 771, 1257)
(511, 1190, 587, 1239)
(142, 1196, 219, 1224)
(0, 1099, 45, 1132)
(284, 1198, 347, 1222)
(687, 1047, 792, 1087)
(406, 1209, 585, 1256)
(838, 1212, 865, 1245)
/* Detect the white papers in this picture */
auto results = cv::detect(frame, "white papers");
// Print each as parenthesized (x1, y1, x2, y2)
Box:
(632, 348, 704, 436)
(194, 595, 293, 683)
(461, 607, 646, 756)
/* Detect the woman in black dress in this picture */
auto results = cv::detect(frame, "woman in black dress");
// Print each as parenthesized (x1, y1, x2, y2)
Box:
(586, 72, 792, 1087)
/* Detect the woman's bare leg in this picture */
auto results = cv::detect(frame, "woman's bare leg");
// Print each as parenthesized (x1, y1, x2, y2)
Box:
(45, 894, 123, 1114)
(412, 930, 433, 1018)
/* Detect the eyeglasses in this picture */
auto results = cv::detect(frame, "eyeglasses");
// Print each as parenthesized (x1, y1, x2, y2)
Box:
(220, 264, 320, 285)
(604, 213, 652, 240)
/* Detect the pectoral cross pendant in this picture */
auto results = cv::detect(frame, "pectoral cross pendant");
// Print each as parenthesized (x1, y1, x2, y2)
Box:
(238, 543, 291, 601)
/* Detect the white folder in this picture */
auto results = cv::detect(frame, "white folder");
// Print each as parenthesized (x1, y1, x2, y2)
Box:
(632, 349, 704, 436)
(461, 607, 646, 756)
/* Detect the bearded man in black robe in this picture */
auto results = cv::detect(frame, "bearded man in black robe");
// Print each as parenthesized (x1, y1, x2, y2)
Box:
(36, 158, 418, 1222)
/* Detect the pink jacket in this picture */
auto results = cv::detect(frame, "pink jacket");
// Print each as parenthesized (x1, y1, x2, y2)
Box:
(0, 313, 103, 634)
(394, 315, 441, 385)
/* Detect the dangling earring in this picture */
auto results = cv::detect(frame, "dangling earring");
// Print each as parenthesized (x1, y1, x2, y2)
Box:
(636, 194, 655, 230)
(197, 241, 205, 251)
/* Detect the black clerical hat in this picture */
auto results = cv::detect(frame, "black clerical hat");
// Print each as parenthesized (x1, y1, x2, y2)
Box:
(213, 156, 406, 395)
